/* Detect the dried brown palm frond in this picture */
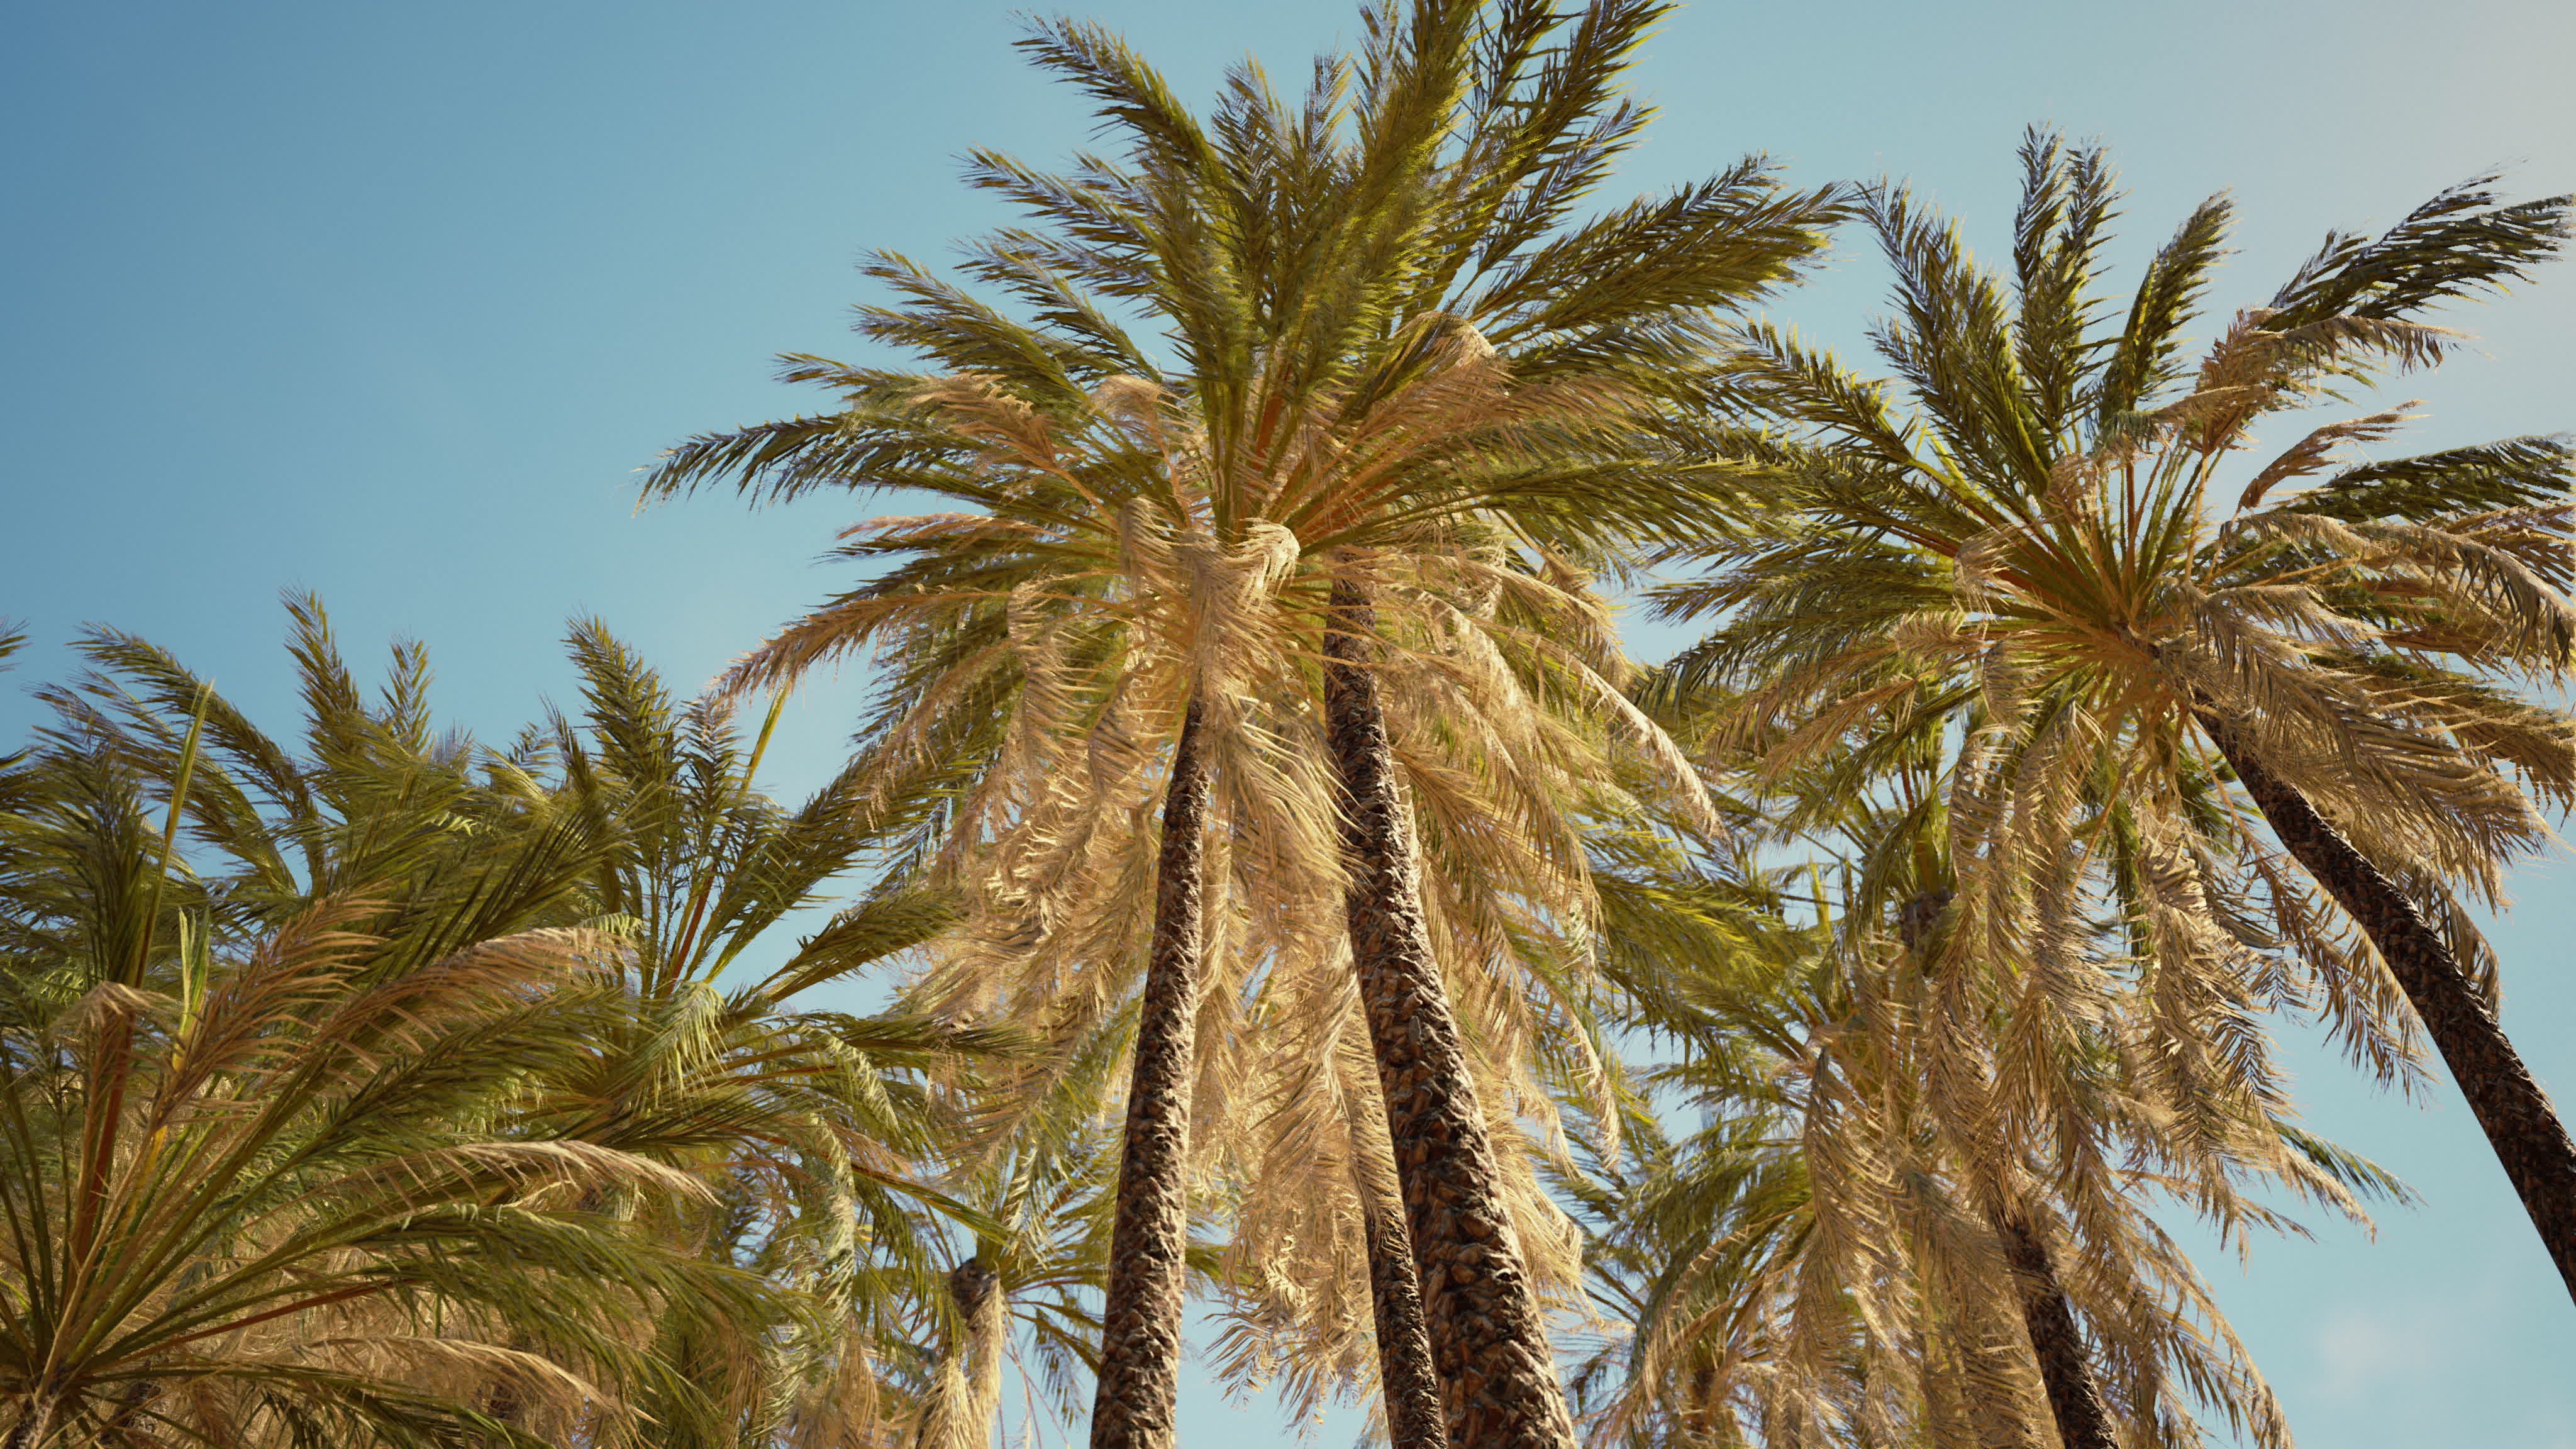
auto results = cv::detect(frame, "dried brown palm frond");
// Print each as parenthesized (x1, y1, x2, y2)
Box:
(643, 5, 1850, 1439)
(1568, 817, 2368, 1449)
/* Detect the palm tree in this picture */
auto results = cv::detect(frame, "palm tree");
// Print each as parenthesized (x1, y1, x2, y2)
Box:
(4, 607, 990, 1446)
(984, 24, 1831, 1441)
(897, 1101, 1128, 1447)
(707, 404, 1443, 1441)
(0, 719, 758, 1449)
(662, 357, 1331, 1449)
(1665, 133, 2576, 1302)
(1566, 798, 2402, 1448)
(911, 1255, 1011, 1449)
(645, 6, 1843, 1441)
(8, 599, 602, 992)
(522, 623, 1017, 1448)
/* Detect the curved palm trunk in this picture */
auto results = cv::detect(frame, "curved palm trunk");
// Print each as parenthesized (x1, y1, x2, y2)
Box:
(1988, 1208, 2115, 1449)
(2199, 711, 2576, 1301)
(1360, 1152, 1450, 1449)
(1088, 697, 1213, 1449)
(1323, 579, 1579, 1449)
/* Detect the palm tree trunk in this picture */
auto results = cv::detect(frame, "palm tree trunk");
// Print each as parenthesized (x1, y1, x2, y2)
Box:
(1323, 577, 1579, 1449)
(2199, 711, 2576, 1301)
(1361, 1170, 1450, 1449)
(4, 1397, 54, 1449)
(1987, 1208, 2114, 1449)
(1346, 1030, 1449, 1447)
(1087, 696, 1213, 1449)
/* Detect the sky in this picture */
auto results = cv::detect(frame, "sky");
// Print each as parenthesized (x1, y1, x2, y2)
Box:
(6, 0, 2575, 1443)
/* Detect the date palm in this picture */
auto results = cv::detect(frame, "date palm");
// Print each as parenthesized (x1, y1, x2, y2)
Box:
(662, 356, 1333, 1449)
(1568, 796, 2400, 1448)
(5, 599, 604, 1000)
(647, 6, 1841, 1442)
(524, 623, 1019, 1448)
(1666, 133, 2576, 1304)
(987, 28, 1834, 1443)
(0, 723, 760, 1448)
(669, 352, 1609, 1449)
(1208, 982, 1457, 1448)
(895, 1083, 1133, 1448)
(4, 608, 987, 1446)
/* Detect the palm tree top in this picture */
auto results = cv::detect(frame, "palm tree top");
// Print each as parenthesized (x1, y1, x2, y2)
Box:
(1667, 133, 2573, 895)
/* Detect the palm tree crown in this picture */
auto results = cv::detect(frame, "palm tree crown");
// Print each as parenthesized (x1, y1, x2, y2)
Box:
(1664, 131, 2576, 1304)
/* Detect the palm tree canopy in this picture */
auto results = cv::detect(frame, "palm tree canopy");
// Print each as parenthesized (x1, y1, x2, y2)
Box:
(1662, 133, 2573, 1079)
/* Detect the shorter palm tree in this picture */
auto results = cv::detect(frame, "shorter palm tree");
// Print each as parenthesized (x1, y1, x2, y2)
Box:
(899, 1122, 1128, 1448)
(2, 609, 987, 1448)
(0, 898, 761, 1448)
(1568, 799, 2404, 1449)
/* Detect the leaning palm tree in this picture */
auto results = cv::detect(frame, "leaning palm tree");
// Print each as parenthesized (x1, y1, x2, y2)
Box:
(1664, 133, 2576, 1302)
(645, 6, 1843, 1442)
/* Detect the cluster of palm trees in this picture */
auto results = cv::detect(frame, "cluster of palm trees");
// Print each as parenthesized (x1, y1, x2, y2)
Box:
(4, 1, 2570, 1446)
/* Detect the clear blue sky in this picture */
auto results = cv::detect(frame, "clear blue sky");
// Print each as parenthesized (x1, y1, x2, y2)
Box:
(6, 2, 2572, 1443)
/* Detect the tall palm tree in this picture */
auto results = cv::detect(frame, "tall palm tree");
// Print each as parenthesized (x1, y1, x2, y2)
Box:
(683, 370, 1477, 1444)
(665, 364, 1328, 1449)
(645, 6, 1843, 1442)
(1664, 133, 2576, 1302)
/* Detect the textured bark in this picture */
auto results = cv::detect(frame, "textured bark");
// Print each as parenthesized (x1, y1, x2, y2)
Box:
(4, 1397, 53, 1449)
(1323, 578, 1579, 1449)
(2200, 711, 2576, 1302)
(1989, 1210, 2115, 1449)
(1361, 1175, 1451, 1449)
(950, 1257, 1001, 1321)
(1087, 697, 1213, 1449)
